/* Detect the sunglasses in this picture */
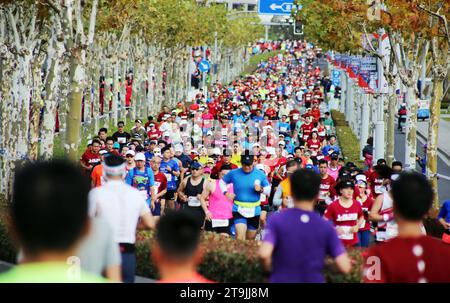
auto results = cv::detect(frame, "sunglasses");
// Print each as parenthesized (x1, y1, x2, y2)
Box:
(191, 167, 201, 171)
(126, 155, 134, 158)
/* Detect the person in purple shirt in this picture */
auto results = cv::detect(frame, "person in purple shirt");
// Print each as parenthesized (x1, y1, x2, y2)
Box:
(259, 168, 352, 283)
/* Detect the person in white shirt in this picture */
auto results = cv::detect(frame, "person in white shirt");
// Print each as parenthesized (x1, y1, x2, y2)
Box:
(88, 155, 155, 283)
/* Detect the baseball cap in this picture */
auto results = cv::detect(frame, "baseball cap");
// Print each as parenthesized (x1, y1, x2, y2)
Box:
(330, 153, 339, 160)
(255, 164, 265, 171)
(337, 180, 355, 190)
(99, 149, 108, 155)
(113, 142, 120, 149)
(212, 148, 221, 155)
(163, 131, 171, 137)
(241, 154, 254, 166)
(87, 139, 93, 146)
(125, 150, 135, 157)
(279, 141, 286, 146)
(135, 153, 146, 161)
(190, 161, 203, 170)
(150, 140, 158, 145)
(135, 119, 142, 124)
(204, 167, 212, 174)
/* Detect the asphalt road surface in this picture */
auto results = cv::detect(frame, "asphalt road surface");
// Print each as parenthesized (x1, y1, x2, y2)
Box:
(394, 120, 450, 203)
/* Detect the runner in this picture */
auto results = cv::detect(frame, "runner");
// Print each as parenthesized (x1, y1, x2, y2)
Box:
(363, 172, 450, 283)
(220, 153, 271, 240)
(125, 153, 156, 209)
(0, 161, 108, 283)
(200, 165, 234, 236)
(154, 211, 213, 283)
(273, 160, 300, 209)
(259, 169, 351, 283)
(80, 139, 101, 175)
(149, 156, 168, 221)
(91, 150, 109, 188)
(324, 179, 364, 248)
(88, 155, 155, 283)
(177, 161, 207, 229)
(316, 159, 336, 215)
(160, 146, 181, 210)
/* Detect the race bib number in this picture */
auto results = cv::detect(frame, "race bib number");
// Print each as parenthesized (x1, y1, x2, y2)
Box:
(280, 127, 287, 132)
(293, 114, 299, 120)
(212, 219, 229, 228)
(164, 173, 172, 182)
(222, 129, 228, 136)
(319, 190, 328, 201)
(338, 226, 354, 240)
(188, 196, 201, 207)
(359, 219, 366, 229)
(238, 206, 256, 218)
(118, 137, 126, 144)
(154, 182, 161, 190)
(386, 221, 398, 240)
(260, 194, 266, 202)
(374, 185, 384, 194)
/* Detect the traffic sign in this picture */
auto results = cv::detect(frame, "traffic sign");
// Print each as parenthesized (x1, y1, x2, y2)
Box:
(198, 60, 210, 73)
(258, 0, 301, 16)
(332, 70, 341, 87)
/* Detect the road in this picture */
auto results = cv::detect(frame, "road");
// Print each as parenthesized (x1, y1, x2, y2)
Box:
(394, 120, 450, 203)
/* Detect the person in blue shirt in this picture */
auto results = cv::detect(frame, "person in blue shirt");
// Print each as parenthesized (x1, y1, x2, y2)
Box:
(220, 153, 271, 241)
(277, 115, 291, 137)
(159, 146, 181, 209)
(125, 153, 156, 209)
(284, 137, 295, 154)
(252, 109, 264, 122)
(232, 108, 246, 124)
(322, 135, 341, 156)
(438, 200, 450, 244)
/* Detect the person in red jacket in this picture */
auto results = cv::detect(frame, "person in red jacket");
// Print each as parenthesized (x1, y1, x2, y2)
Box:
(363, 172, 450, 283)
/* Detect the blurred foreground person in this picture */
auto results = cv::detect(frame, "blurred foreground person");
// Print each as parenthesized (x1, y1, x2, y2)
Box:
(0, 160, 107, 282)
(363, 172, 450, 283)
(89, 155, 155, 283)
(259, 169, 351, 283)
(154, 211, 213, 283)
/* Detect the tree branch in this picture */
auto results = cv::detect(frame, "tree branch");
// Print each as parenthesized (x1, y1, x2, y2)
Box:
(6, 7, 22, 50)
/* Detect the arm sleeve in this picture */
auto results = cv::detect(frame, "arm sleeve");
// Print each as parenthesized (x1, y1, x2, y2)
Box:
(148, 169, 155, 187)
(219, 179, 228, 193)
(262, 184, 271, 196)
(273, 186, 283, 207)
(125, 170, 133, 186)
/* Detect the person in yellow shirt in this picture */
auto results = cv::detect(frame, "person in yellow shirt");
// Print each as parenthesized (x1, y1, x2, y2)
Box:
(274, 160, 301, 209)
(231, 143, 242, 167)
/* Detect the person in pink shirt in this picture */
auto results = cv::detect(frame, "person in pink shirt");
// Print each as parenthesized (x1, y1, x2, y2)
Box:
(327, 153, 342, 181)
(200, 165, 234, 236)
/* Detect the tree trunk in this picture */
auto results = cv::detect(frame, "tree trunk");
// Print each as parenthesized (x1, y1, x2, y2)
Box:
(404, 85, 418, 170)
(40, 33, 63, 160)
(29, 54, 44, 161)
(427, 71, 444, 212)
(385, 92, 396, 166)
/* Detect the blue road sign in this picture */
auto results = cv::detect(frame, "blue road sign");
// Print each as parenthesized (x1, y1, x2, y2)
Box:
(332, 70, 341, 87)
(198, 60, 210, 73)
(258, 0, 300, 16)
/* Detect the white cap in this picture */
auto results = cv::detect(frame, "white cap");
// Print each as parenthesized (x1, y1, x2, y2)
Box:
(174, 144, 184, 153)
(135, 153, 146, 161)
(212, 147, 221, 155)
(255, 164, 265, 171)
(163, 131, 171, 137)
(279, 141, 286, 146)
(126, 150, 135, 156)
(355, 174, 367, 182)
(99, 150, 108, 155)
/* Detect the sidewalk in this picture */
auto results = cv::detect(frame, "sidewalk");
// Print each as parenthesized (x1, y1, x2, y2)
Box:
(416, 116, 450, 165)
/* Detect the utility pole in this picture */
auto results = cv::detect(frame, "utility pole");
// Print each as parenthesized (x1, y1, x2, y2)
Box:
(265, 24, 269, 41)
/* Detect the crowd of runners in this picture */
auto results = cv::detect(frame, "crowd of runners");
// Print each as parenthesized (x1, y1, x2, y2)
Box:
(2, 40, 450, 283)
